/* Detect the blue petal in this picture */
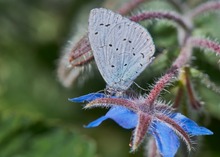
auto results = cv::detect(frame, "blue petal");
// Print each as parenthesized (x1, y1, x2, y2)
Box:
(106, 106, 137, 129)
(85, 106, 138, 129)
(84, 116, 108, 128)
(68, 93, 105, 103)
(150, 121, 180, 157)
(171, 113, 213, 135)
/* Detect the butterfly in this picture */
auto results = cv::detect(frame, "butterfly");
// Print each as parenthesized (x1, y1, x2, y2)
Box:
(89, 8, 155, 95)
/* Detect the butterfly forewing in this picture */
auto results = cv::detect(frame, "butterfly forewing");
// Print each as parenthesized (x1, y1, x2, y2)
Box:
(89, 8, 126, 71)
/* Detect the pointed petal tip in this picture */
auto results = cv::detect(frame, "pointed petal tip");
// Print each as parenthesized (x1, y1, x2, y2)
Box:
(172, 113, 213, 136)
(68, 97, 78, 102)
(68, 97, 85, 102)
(83, 123, 97, 128)
(83, 116, 108, 128)
(201, 128, 213, 135)
(208, 130, 214, 135)
(83, 124, 93, 128)
(68, 97, 88, 103)
(69, 93, 105, 103)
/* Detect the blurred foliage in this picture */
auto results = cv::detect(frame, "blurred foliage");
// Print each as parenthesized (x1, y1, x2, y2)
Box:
(0, 0, 220, 157)
(0, 113, 96, 157)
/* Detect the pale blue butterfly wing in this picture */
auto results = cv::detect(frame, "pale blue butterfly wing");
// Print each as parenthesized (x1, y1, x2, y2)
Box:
(106, 22, 155, 90)
(88, 8, 124, 85)
(89, 8, 155, 91)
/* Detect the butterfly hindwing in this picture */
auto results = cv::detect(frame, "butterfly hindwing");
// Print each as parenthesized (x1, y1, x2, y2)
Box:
(106, 21, 155, 89)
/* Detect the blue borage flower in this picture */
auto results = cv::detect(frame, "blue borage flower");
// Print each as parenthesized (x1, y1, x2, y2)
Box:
(69, 93, 213, 157)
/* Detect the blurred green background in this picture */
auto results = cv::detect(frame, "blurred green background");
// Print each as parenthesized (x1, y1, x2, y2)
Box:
(0, 0, 220, 157)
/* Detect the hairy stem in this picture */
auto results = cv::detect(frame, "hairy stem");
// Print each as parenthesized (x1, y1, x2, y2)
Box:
(146, 43, 192, 106)
(85, 98, 138, 112)
(189, 1, 220, 19)
(188, 37, 220, 56)
(130, 11, 191, 31)
(146, 66, 178, 106)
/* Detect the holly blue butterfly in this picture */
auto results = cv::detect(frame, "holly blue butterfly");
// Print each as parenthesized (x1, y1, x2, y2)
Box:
(89, 8, 155, 94)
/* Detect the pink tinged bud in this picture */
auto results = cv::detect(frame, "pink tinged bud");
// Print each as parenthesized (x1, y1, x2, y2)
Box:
(57, 65, 82, 88)
(68, 34, 93, 67)
(57, 49, 83, 88)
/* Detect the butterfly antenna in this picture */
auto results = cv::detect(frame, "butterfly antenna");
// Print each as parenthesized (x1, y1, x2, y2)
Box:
(133, 81, 148, 92)
(96, 89, 105, 94)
